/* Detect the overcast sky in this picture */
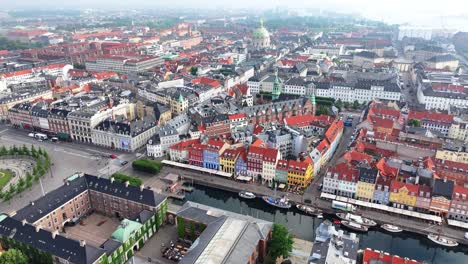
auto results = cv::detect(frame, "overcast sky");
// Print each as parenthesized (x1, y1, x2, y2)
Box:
(4, 0, 468, 29)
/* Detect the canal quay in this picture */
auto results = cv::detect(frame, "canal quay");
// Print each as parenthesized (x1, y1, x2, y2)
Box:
(171, 184, 468, 264)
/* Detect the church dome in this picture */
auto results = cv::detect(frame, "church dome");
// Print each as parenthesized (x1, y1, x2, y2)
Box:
(252, 20, 269, 39)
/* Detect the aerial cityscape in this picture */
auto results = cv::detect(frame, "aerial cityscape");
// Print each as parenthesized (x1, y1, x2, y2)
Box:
(0, 1, 467, 264)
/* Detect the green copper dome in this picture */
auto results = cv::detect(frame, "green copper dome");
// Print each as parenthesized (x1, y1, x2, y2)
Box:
(253, 19, 270, 39)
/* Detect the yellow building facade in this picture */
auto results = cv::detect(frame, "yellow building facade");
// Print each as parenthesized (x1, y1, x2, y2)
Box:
(356, 181, 376, 202)
(435, 149, 468, 164)
(389, 184, 418, 208)
(287, 161, 313, 188)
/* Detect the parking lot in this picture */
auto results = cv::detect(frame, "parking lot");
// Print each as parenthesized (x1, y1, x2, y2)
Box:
(62, 213, 121, 247)
(0, 125, 136, 216)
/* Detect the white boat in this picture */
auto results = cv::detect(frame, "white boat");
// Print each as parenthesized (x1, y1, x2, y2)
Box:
(465, 232, 468, 240)
(262, 196, 292, 209)
(239, 191, 256, 199)
(381, 224, 403, 233)
(296, 204, 322, 216)
(427, 234, 458, 247)
(336, 212, 377, 227)
(341, 220, 369, 232)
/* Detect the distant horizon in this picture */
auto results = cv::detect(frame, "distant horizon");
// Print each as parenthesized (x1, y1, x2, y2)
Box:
(2, 0, 468, 31)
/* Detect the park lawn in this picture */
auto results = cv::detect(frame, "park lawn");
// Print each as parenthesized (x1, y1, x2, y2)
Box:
(0, 169, 13, 189)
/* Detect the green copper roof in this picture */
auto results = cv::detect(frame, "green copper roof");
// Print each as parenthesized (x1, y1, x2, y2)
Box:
(310, 93, 316, 104)
(111, 219, 142, 243)
(178, 93, 184, 103)
(252, 19, 269, 39)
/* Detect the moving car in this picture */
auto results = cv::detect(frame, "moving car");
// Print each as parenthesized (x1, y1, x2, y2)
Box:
(109, 154, 118, 159)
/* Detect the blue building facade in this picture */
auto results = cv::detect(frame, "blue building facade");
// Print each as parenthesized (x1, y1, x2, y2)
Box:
(203, 149, 220, 170)
(234, 155, 247, 176)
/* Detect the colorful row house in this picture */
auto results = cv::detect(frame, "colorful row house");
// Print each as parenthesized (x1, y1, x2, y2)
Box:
(356, 167, 378, 202)
(287, 160, 313, 188)
(430, 179, 455, 216)
(188, 142, 205, 167)
(203, 140, 227, 170)
(448, 185, 468, 222)
(372, 176, 392, 205)
(262, 148, 280, 185)
(323, 163, 359, 198)
(234, 151, 248, 176)
(247, 146, 265, 181)
(275, 160, 289, 184)
(219, 146, 243, 174)
(389, 181, 419, 210)
(415, 185, 432, 212)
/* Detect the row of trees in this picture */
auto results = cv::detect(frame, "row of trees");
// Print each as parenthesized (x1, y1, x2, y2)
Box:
(0, 145, 50, 201)
(132, 159, 163, 174)
(334, 99, 367, 111)
(0, 37, 44, 51)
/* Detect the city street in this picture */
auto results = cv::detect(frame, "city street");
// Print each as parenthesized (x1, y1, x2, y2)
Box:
(0, 125, 137, 215)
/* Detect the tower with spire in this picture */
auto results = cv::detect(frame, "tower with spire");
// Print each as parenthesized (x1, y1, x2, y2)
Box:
(310, 89, 317, 116)
(272, 70, 281, 101)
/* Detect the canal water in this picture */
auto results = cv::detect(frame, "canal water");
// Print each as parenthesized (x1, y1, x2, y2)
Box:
(174, 184, 468, 264)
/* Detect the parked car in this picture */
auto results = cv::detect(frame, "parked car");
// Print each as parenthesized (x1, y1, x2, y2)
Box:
(109, 154, 118, 159)
(120, 160, 128, 166)
(28, 133, 35, 138)
(51, 137, 59, 142)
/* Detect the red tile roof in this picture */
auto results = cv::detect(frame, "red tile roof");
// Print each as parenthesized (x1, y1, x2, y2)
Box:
(329, 163, 359, 182)
(288, 160, 310, 174)
(343, 150, 373, 164)
(191, 77, 221, 88)
(363, 248, 423, 264)
(408, 110, 453, 123)
(228, 113, 247, 120)
(263, 148, 279, 162)
(325, 120, 343, 143)
(369, 116, 395, 129)
(376, 158, 399, 178)
(276, 159, 289, 170)
(316, 139, 330, 154)
(390, 180, 419, 194)
(169, 139, 199, 151)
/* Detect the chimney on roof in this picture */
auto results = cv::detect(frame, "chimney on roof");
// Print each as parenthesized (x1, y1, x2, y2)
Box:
(125, 181, 129, 187)
(140, 184, 144, 192)
(35, 225, 41, 233)
(22, 219, 27, 226)
(110, 177, 115, 184)
(80, 240, 86, 247)
(52, 230, 59, 239)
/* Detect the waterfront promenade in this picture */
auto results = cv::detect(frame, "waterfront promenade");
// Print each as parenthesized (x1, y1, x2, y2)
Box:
(154, 165, 468, 246)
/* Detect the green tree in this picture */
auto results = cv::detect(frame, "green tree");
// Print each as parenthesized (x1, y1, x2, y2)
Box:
(177, 217, 186, 239)
(30, 145, 36, 154)
(17, 177, 25, 188)
(0, 248, 29, 264)
(190, 222, 196, 241)
(0, 146, 7, 156)
(21, 145, 30, 156)
(408, 119, 421, 127)
(352, 100, 360, 110)
(335, 99, 343, 111)
(268, 224, 294, 260)
(190, 66, 198, 76)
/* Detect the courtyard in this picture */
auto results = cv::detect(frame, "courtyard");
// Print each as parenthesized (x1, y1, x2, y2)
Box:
(137, 224, 182, 263)
(62, 212, 121, 247)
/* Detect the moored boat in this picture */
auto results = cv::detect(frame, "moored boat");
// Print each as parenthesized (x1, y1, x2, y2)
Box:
(427, 234, 458, 247)
(336, 212, 377, 227)
(262, 196, 292, 209)
(296, 204, 322, 216)
(238, 191, 256, 199)
(381, 224, 403, 233)
(341, 220, 369, 232)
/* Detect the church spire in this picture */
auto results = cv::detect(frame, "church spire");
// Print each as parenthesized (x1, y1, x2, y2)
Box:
(272, 70, 281, 100)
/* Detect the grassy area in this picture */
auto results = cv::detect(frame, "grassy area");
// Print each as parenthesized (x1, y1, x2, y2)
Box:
(0, 169, 13, 189)
(111, 173, 143, 187)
